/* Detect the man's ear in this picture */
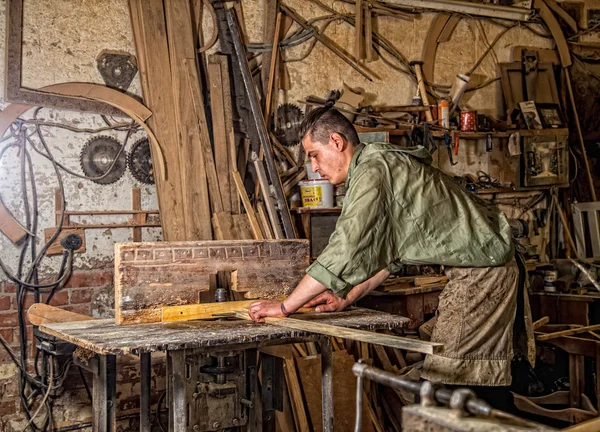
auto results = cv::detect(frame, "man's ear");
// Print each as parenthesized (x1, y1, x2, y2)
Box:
(329, 133, 346, 152)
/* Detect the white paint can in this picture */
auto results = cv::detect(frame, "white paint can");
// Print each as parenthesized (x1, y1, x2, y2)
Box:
(299, 179, 334, 208)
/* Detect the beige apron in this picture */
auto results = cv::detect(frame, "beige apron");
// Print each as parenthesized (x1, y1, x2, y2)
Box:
(421, 258, 534, 386)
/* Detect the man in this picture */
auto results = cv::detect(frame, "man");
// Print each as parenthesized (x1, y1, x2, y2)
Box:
(248, 106, 531, 395)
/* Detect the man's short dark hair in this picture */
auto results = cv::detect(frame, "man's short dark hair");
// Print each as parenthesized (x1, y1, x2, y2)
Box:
(299, 107, 360, 146)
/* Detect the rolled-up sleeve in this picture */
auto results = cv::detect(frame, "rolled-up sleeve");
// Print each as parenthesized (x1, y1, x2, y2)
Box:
(306, 164, 399, 297)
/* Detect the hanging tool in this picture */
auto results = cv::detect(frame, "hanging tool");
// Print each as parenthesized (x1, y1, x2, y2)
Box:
(444, 133, 457, 166)
(409, 61, 433, 122)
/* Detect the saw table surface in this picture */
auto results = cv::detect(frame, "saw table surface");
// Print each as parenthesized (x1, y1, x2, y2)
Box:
(40, 308, 409, 355)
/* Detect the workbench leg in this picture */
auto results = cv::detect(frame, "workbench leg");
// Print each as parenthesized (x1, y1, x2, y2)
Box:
(320, 337, 334, 432)
(140, 352, 152, 432)
(167, 350, 187, 432)
(259, 353, 282, 432)
(247, 349, 258, 432)
(92, 354, 116, 432)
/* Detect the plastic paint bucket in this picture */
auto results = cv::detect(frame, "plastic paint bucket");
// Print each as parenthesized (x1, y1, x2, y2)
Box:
(299, 179, 334, 208)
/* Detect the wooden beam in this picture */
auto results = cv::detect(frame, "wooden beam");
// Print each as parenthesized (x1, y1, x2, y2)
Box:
(232, 170, 264, 240)
(537, 324, 600, 341)
(164, 0, 213, 240)
(264, 12, 283, 126)
(233, 310, 443, 354)
(184, 59, 224, 214)
(208, 60, 232, 213)
(211, 55, 239, 214)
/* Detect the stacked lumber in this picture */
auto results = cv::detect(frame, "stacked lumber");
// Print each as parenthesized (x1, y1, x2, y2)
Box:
(261, 336, 425, 432)
(129, 1, 301, 242)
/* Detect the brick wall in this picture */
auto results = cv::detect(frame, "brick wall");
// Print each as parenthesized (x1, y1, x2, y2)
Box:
(0, 268, 165, 432)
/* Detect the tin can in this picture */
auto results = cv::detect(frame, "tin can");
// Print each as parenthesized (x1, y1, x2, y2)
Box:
(460, 110, 477, 132)
(543, 270, 558, 293)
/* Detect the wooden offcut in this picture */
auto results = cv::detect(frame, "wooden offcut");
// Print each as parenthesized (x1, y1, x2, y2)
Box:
(28, 303, 96, 326)
(114, 240, 309, 325)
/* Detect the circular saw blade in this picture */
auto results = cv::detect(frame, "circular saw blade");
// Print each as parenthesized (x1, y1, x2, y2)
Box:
(274, 103, 304, 147)
(128, 137, 154, 185)
(80, 136, 127, 185)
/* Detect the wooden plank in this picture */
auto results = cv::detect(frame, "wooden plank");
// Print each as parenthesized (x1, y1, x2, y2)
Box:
(44, 228, 86, 255)
(253, 153, 285, 239)
(413, 275, 448, 286)
(355, 0, 365, 61)
(132, 188, 143, 242)
(257, 202, 275, 239)
(130, 0, 187, 241)
(232, 214, 255, 240)
(212, 211, 235, 240)
(233, 311, 443, 354)
(261, 0, 279, 99)
(208, 60, 232, 213)
(164, 0, 213, 240)
(28, 303, 96, 326)
(115, 240, 309, 324)
(537, 324, 600, 341)
(184, 60, 223, 217)
(162, 301, 314, 323)
(533, 316, 550, 330)
(296, 351, 374, 432)
(232, 171, 264, 240)
(284, 357, 311, 432)
(211, 55, 239, 214)
(264, 12, 283, 126)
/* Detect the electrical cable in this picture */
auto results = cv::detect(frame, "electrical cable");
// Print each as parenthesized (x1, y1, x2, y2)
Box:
(23, 360, 54, 432)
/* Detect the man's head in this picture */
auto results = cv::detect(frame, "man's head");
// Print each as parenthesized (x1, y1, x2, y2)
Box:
(299, 107, 360, 185)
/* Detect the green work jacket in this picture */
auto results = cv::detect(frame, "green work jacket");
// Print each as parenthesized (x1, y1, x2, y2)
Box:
(306, 143, 514, 297)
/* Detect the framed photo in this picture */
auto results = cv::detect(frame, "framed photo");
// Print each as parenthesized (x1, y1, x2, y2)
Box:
(537, 103, 565, 129)
(519, 101, 543, 130)
(521, 134, 569, 187)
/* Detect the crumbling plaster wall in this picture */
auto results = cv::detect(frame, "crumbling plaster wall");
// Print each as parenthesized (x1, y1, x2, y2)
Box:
(0, 0, 594, 279)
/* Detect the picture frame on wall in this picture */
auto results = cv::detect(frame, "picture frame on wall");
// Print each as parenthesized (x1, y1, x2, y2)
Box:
(537, 103, 565, 129)
(521, 134, 569, 187)
(519, 101, 544, 130)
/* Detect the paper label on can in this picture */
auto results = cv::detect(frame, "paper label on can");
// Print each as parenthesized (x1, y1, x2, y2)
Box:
(301, 186, 323, 206)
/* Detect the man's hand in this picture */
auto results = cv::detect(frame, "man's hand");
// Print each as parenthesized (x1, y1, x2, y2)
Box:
(248, 300, 285, 323)
(303, 291, 348, 312)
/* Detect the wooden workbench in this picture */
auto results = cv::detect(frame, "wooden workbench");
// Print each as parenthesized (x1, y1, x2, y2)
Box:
(41, 308, 408, 432)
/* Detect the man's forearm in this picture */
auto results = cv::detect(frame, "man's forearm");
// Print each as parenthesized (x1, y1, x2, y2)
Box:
(345, 269, 390, 305)
(283, 274, 327, 313)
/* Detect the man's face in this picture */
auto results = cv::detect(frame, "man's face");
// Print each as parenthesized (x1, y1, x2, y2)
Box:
(302, 132, 352, 185)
